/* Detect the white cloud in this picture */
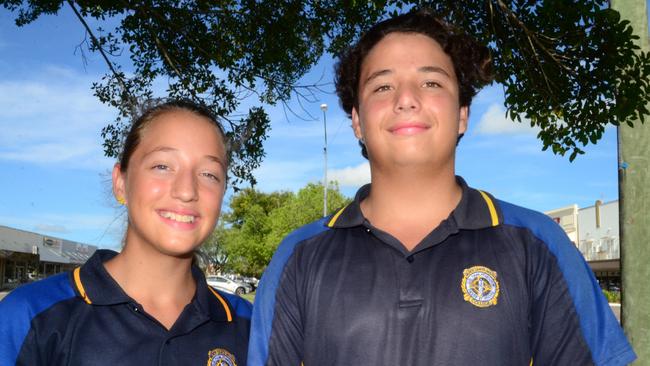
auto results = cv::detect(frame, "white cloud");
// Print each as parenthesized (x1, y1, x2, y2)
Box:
(33, 223, 69, 234)
(328, 162, 370, 187)
(252, 159, 321, 192)
(4, 212, 119, 232)
(0, 141, 95, 163)
(0, 66, 117, 168)
(474, 104, 539, 135)
(472, 84, 505, 107)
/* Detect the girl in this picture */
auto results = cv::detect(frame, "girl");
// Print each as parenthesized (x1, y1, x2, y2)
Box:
(0, 100, 251, 366)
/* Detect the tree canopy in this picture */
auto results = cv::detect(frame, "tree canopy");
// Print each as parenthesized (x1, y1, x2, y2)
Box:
(206, 183, 351, 277)
(3, 0, 649, 185)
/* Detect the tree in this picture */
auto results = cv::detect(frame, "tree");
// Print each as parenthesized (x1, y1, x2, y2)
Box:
(201, 221, 230, 273)
(207, 183, 350, 277)
(3, 0, 649, 187)
(265, 182, 350, 249)
(611, 0, 650, 362)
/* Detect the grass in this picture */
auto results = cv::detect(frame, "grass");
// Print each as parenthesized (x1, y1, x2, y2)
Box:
(603, 289, 621, 304)
(241, 291, 256, 303)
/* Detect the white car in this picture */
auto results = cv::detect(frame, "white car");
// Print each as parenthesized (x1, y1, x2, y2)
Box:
(206, 275, 251, 295)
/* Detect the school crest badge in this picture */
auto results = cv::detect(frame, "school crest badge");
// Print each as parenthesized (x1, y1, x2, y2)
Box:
(461, 265, 499, 308)
(207, 348, 237, 366)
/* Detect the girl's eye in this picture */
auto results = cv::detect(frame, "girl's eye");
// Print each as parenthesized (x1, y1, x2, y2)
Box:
(201, 172, 221, 182)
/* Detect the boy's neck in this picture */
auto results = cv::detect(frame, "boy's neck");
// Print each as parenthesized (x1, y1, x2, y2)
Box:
(359, 164, 462, 251)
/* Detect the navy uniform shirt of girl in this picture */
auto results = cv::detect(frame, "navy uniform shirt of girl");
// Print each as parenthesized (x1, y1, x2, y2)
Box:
(0, 249, 251, 365)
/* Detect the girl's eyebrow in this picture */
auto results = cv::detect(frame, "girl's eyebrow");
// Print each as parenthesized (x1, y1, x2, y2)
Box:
(142, 146, 177, 159)
(205, 155, 226, 169)
(143, 146, 226, 169)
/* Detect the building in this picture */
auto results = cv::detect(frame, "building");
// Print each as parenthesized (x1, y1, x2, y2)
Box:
(545, 200, 621, 290)
(0, 225, 97, 290)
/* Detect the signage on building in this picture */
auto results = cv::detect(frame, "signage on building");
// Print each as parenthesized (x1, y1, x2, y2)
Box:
(43, 237, 63, 253)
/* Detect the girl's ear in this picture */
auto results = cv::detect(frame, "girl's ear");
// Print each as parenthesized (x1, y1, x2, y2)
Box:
(112, 163, 127, 205)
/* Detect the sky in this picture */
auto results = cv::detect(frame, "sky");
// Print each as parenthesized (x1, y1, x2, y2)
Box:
(0, 5, 647, 250)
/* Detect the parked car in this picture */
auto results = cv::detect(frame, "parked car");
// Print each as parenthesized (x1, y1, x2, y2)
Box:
(228, 275, 259, 291)
(241, 276, 259, 290)
(206, 275, 252, 295)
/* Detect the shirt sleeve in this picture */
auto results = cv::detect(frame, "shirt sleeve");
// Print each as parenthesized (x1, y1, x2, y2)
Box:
(0, 274, 75, 366)
(248, 220, 328, 366)
(525, 217, 636, 366)
(264, 253, 304, 366)
(249, 249, 304, 366)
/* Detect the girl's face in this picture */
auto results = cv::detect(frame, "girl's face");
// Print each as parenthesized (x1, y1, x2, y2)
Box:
(112, 109, 227, 258)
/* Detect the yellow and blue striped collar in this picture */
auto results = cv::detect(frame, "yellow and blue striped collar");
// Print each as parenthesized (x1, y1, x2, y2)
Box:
(72, 250, 233, 322)
(326, 176, 501, 230)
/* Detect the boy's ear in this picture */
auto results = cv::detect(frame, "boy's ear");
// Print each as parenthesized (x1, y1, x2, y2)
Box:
(351, 107, 363, 140)
(458, 106, 469, 135)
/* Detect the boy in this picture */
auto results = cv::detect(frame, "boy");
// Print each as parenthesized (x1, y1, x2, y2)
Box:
(250, 9, 635, 366)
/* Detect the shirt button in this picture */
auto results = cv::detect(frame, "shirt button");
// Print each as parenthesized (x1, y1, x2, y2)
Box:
(406, 255, 414, 263)
(365, 228, 371, 233)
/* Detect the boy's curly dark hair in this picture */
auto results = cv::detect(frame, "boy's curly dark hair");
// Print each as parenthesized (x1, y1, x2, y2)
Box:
(334, 8, 493, 157)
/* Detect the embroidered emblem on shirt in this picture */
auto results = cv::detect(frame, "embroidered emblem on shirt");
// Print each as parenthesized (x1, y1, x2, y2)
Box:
(207, 348, 237, 366)
(461, 265, 499, 308)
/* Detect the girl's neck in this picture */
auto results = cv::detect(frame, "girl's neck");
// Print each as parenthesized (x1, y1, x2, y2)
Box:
(104, 242, 197, 330)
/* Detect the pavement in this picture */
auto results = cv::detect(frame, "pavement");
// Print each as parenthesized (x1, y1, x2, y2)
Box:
(0, 291, 9, 301)
(610, 303, 621, 323)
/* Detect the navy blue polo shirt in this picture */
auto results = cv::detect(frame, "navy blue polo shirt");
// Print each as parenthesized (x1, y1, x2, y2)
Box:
(0, 250, 251, 366)
(249, 177, 635, 366)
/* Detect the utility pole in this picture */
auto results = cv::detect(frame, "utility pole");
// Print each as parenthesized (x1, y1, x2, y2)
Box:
(610, 0, 650, 363)
(320, 103, 328, 217)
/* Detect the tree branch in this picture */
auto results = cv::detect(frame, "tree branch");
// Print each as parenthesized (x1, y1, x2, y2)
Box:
(67, 0, 135, 112)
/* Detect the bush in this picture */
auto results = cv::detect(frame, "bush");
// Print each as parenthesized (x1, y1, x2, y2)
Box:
(603, 289, 621, 304)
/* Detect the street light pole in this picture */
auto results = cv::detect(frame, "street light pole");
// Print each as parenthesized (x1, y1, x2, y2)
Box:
(320, 103, 328, 217)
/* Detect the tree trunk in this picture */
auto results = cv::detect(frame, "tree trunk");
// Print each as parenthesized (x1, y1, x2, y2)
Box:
(611, 0, 650, 363)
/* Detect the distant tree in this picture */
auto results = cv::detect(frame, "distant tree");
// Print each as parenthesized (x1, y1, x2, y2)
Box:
(224, 189, 294, 229)
(201, 221, 230, 273)
(264, 182, 350, 251)
(210, 183, 350, 277)
(3, 0, 648, 188)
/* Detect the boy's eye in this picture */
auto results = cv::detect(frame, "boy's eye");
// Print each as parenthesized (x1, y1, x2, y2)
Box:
(374, 85, 391, 93)
(152, 164, 169, 170)
(423, 81, 441, 88)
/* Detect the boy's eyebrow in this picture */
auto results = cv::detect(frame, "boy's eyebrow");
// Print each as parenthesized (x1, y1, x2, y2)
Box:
(363, 65, 452, 86)
(419, 65, 451, 78)
(363, 69, 392, 85)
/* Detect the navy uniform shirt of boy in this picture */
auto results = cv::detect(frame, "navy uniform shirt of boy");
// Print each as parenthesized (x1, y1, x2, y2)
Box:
(249, 9, 636, 366)
(0, 100, 251, 366)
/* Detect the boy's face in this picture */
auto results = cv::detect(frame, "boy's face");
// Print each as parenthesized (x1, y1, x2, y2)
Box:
(351, 32, 468, 170)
